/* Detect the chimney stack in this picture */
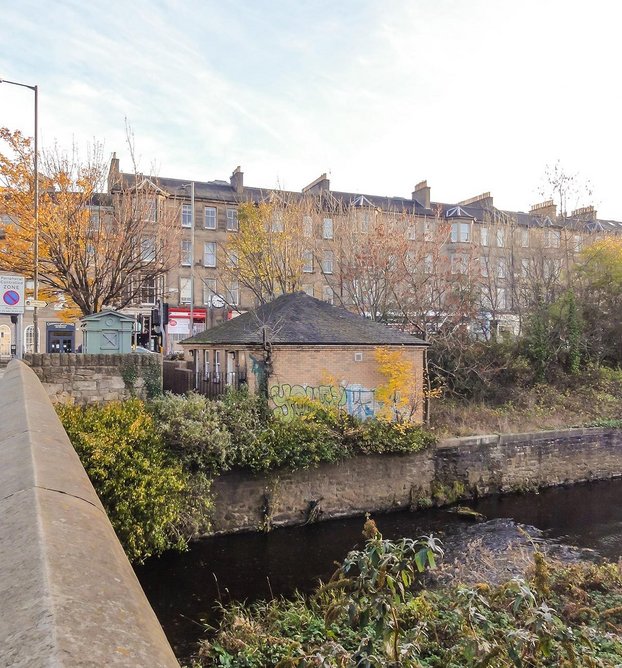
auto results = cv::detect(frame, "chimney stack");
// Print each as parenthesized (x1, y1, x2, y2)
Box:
(302, 173, 330, 195)
(108, 152, 121, 192)
(412, 180, 431, 209)
(530, 200, 557, 219)
(230, 166, 244, 194)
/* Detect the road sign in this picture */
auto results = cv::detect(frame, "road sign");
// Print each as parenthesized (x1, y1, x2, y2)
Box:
(0, 275, 25, 315)
(25, 298, 48, 308)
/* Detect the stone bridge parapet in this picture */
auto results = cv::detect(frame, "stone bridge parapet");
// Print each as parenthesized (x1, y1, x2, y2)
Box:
(0, 360, 178, 667)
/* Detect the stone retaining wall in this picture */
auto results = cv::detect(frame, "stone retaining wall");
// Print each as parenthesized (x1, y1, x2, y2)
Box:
(23, 353, 161, 403)
(210, 427, 622, 534)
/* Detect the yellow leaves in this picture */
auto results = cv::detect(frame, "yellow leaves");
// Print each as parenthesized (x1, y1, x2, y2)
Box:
(580, 237, 622, 288)
(225, 200, 311, 301)
(374, 347, 421, 422)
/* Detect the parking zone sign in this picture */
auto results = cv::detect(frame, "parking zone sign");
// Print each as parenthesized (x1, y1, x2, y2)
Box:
(0, 274, 25, 314)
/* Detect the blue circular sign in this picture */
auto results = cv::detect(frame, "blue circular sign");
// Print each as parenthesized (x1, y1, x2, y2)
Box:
(3, 290, 19, 306)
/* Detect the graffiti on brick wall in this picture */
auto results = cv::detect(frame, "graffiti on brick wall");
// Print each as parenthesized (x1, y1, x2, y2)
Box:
(270, 383, 376, 421)
(344, 385, 376, 420)
(270, 383, 346, 420)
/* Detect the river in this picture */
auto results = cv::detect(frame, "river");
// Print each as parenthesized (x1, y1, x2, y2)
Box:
(135, 477, 622, 660)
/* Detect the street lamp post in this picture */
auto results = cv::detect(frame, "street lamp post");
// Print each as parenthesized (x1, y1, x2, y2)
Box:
(0, 78, 40, 353)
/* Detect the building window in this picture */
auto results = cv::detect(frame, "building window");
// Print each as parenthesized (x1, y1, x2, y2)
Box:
(521, 258, 530, 278)
(573, 235, 582, 252)
(203, 277, 217, 305)
(181, 239, 192, 266)
(226, 250, 239, 268)
(140, 276, 157, 305)
(451, 222, 471, 243)
(322, 285, 334, 304)
(204, 206, 217, 229)
(321, 250, 334, 274)
(480, 257, 489, 277)
(424, 253, 433, 274)
(213, 350, 221, 381)
(359, 211, 371, 233)
(141, 237, 156, 262)
(545, 229, 561, 248)
(322, 218, 334, 239)
(203, 241, 217, 267)
(302, 283, 314, 297)
(407, 224, 416, 241)
(271, 211, 284, 232)
(496, 228, 506, 247)
(521, 228, 529, 248)
(24, 325, 39, 354)
(145, 198, 157, 222)
(226, 208, 238, 231)
(303, 216, 313, 238)
(544, 258, 562, 280)
(203, 350, 211, 380)
(180, 277, 192, 304)
(424, 221, 434, 241)
(224, 280, 239, 306)
(88, 210, 101, 232)
(497, 257, 507, 279)
(181, 203, 192, 228)
(480, 227, 489, 246)
(496, 287, 507, 310)
(303, 250, 314, 273)
(451, 254, 467, 274)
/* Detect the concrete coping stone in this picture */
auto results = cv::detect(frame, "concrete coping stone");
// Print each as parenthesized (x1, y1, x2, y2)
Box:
(437, 426, 607, 450)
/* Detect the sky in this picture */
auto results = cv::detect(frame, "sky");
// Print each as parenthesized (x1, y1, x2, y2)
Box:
(1, 0, 621, 218)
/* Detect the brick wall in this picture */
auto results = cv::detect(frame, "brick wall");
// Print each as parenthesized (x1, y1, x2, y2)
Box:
(23, 353, 161, 404)
(209, 427, 622, 534)
(268, 344, 425, 422)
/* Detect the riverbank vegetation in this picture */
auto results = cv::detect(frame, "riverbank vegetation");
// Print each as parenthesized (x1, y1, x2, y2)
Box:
(192, 520, 622, 667)
(417, 236, 622, 435)
(57, 393, 435, 562)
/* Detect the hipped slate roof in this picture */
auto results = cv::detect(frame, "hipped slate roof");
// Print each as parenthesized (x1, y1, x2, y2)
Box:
(182, 292, 427, 347)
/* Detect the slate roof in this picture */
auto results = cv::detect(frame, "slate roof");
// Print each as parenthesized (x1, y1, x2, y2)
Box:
(182, 292, 427, 347)
(117, 171, 621, 232)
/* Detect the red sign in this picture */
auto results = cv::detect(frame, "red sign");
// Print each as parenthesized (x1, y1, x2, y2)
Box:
(168, 307, 207, 322)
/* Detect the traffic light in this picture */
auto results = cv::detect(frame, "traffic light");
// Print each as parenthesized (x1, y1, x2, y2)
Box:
(162, 302, 169, 326)
(151, 308, 160, 327)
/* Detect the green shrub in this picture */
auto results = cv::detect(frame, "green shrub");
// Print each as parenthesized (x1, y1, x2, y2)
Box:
(57, 399, 207, 562)
(216, 388, 269, 467)
(246, 417, 346, 472)
(346, 418, 437, 455)
(149, 392, 232, 473)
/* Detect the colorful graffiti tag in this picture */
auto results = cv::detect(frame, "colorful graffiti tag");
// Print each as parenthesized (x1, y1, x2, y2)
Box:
(270, 383, 376, 421)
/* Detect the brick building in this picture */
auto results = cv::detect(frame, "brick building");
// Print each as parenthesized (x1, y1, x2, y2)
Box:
(180, 292, 428, 422)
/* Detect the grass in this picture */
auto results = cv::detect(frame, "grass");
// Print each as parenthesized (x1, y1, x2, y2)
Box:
(430, 369, 622, 437)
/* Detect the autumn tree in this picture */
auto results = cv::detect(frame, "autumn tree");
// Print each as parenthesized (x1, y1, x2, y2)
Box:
(220, 194, 321, 306)
(0, 128, 181, 315)
(573, 236, 622, 365)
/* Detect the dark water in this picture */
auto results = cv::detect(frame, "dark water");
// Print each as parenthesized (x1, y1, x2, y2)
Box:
(135, 478, 622, 659)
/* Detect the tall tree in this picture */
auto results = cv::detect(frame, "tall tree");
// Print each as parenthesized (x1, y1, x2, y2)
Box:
(221, 195, 320, 305)
(0, 128, 181, 315)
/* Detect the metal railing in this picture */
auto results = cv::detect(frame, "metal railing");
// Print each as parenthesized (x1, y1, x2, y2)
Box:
(194, 372, 245, 399)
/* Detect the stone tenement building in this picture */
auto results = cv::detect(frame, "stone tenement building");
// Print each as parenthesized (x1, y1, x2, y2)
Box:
(107, 157, 622, 353)
(3, 159, 621, 357)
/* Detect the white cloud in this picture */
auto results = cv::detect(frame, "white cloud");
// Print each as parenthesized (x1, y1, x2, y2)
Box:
(1, 0, 622, 217)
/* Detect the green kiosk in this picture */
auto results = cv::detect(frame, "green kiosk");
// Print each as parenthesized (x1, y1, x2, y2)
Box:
(80, 310, 135, 354)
